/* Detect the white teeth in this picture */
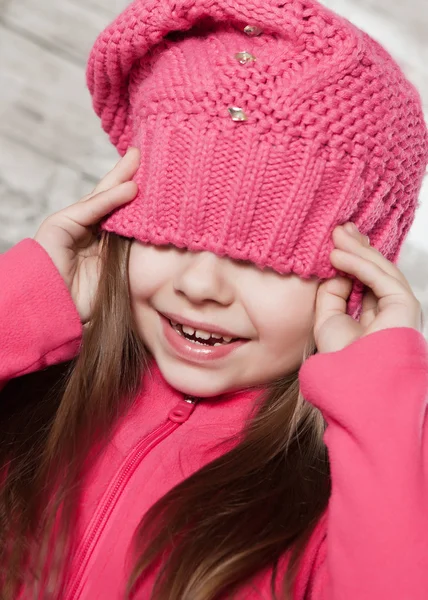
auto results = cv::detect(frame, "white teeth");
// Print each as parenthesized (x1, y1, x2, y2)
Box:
(182, 325, 196, 336)
(181, 325, 232, 343)
(169, 319, 235, 345)
(195, 329, 211, 340)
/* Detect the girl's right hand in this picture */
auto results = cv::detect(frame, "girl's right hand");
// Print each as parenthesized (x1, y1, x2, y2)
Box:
(34, 147, 140, 325)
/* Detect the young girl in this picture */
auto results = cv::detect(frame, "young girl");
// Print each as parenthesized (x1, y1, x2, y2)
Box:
(1, 0, 428, 598)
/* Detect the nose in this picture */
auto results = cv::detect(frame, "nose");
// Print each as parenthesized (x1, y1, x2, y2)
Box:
(173, 251, 234, 306)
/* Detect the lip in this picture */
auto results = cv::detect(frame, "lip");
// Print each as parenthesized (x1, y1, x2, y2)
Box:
(159, 311, 245, 340)
(159, 313, 249, 363)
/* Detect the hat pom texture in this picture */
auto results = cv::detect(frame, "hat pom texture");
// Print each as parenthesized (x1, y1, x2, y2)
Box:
(87, 0, 428, 319)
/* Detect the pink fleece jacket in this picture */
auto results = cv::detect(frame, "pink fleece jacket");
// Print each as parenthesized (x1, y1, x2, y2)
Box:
(1, 238, 428, 600)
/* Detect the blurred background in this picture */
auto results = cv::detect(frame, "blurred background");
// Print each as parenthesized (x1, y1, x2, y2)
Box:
(0, 0, 427, 333)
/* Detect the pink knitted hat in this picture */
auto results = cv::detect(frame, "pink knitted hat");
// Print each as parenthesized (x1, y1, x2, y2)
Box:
(87, 0, 428, 320)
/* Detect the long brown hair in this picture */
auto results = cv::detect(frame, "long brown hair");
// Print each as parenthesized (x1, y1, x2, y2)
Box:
(0, 231, 330, 599)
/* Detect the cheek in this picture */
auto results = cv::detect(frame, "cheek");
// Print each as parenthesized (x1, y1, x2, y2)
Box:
(261, 312, 310, 351)
(128, 245, 173, 301)
(128, 255, 151, 302)
(248, 280, 317, 348)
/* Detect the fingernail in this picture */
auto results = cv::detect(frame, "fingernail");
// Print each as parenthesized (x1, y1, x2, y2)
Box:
(344, 222, 359, 237)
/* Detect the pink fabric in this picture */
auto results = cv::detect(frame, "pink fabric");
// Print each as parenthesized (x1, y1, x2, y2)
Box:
(86, 0, 428, 320)
(1, 238, 428, 599)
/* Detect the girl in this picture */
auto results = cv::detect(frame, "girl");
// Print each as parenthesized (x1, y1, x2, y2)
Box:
(1, 0, 428, 599)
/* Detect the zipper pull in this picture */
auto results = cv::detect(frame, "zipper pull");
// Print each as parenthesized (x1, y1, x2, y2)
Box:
(168, 396, 199, 423)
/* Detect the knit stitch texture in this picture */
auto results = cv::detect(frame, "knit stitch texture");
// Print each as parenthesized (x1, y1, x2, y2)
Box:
(87, 0, 428, 319)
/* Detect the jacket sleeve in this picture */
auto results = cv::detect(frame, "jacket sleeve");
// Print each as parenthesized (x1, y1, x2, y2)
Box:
(0, 238, 83, 392)
(294, 327, 428, 600)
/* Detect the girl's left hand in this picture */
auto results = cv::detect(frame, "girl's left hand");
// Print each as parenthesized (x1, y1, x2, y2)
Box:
(314, 222, 424, 354)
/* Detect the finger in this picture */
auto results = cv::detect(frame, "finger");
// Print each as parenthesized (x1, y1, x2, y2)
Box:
(314, 276, 362, 349)
(361, 287, 378, 313)
(94, 147, 140, 194)
(343, 222, 370, 246)
(333, 226, 412, 291)
(315, 276, 353, 320)
(330, 249, 411, 305)
(359, 287, 378, 328)
(63, 181, 138, 234)
(82, 147, 140, 201)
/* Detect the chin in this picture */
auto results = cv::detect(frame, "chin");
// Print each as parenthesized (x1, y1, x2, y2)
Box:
(157, 358, 232, 399)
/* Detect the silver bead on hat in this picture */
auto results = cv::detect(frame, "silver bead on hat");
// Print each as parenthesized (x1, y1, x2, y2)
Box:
(228, 107, 248, 121)
(234, 51, 256, 65)
(243, 25, 263, 36)
(228, 26, 261, 122)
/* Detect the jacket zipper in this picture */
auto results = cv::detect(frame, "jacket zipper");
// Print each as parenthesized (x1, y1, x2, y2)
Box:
(67, 396, 198, 599)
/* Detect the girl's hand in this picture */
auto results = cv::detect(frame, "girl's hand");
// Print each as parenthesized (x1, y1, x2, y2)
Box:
(34, 147, 140, 325)
(314, 222, 424, 354)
